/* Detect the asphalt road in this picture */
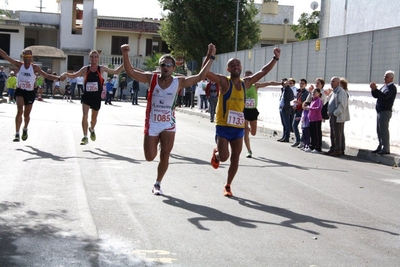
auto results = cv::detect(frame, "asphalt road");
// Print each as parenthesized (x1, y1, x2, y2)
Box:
(0, 99, 399, 267)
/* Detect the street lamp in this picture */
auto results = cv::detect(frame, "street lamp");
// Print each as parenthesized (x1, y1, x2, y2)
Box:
(234, 0, 239, 56)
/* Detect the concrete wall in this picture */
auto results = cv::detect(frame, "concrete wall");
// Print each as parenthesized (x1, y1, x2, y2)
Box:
(209, 26, 400, 147)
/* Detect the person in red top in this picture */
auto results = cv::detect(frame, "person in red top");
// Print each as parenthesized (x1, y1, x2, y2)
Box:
(205, 79, 220, 122)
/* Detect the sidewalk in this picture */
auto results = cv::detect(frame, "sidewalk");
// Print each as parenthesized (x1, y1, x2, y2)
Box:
(176, 106, 400, 168)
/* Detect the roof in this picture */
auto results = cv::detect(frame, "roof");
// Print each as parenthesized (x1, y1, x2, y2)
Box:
(25, 45, 66, 59)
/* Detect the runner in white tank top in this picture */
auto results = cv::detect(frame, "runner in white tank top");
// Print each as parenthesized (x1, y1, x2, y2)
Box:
(145, 74, 179, 136)
(0, 48, 61, 142)
(121, 43, 216, 196)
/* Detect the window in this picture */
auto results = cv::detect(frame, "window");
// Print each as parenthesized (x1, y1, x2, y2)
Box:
(146, 39, 152, 56)
(67, 55, 84, 71)
(111, 36, 128, 55)
(72, 4, 83, 35)
(0, 34, 10, 59)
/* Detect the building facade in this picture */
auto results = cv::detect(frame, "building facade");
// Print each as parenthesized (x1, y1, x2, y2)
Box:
(320, 0, 400, 38)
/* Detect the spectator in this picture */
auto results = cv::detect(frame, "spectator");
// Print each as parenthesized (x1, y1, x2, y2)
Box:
(6, 71, 16, 104)
(307, 89, 323, 153)
(278, 78, 294, 142)
(105, 77, 113, 105)
(44, 69, 54, 98)
(119, 77, 127, 101)
(0, 66, 7, 98)
(184, 86, 191, 107)
(325, 76, 350, 156)
(111, 75, 118, 100)
(131, 79, 140, 105)
(205, 80, 219, 122)
(63, 81, 72, 102)
(69, 76, 77, 99)
(198, 79, 208, 112)
(370, 70, 397, 155)
(76, 75, 84, 98)
(300, 102, 311, 151)
(291, 78, 309, 148)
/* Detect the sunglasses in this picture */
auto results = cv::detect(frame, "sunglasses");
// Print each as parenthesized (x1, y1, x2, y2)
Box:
(160, 63, 174, 68)
(23, 55, 32, 58)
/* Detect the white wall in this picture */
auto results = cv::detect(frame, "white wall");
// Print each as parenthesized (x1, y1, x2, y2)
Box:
(59, 0, 94, 51)
(0, 25, 25, 59)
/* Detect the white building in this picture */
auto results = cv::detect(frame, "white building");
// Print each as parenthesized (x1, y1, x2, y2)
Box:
(0, 0, 168, 74)
(320, 0, 400, 37)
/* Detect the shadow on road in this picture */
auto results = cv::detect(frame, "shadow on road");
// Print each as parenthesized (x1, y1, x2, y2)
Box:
(161, 195, 399, 237)
(0, 201, 156, 267)
(16, 146, 144, 165)
(232, 196, 399, 236)
(170, 153, 220, 167)
(83, 148, 145, 164)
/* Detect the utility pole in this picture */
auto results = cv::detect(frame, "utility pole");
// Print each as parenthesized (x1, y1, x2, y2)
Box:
(36, 0, 46, 12)
(234, 0, 239, 57)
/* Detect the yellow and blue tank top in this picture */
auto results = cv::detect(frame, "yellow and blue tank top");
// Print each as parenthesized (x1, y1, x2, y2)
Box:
(245, 84, 258, 109)
(215, 77, 246, 128)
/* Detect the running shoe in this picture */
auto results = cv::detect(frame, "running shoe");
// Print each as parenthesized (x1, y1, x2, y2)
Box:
(246, 150, 252, 158)
(311, 149, 320, 154)
(80, 137, 88, 145)
(21, 129, 28, 141)
(89, 127, 96, 141)
(211, 148, 220, 169)
(152, 183, 163, 195)
(13, 134, 20, 142)
(223, 185, 233, 197)
(303, 147, 312, 152)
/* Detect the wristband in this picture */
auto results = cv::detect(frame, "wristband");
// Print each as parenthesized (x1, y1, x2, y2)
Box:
(273, 56, 279, 61)
(210, 55, 216, 60)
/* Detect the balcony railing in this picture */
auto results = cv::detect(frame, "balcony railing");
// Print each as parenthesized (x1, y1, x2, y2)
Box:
(99, 55, 145, 69)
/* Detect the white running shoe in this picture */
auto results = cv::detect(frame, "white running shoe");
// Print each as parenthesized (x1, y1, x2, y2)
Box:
(311, 149, 320, 154)
(152, 184, 163, 195)
(304, 147, 312, 152)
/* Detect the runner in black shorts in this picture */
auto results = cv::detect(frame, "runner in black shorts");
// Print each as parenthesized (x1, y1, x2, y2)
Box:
(61, 50, 124, 145)
(0, 48, 61, 142)
(243, 70, 281, 158)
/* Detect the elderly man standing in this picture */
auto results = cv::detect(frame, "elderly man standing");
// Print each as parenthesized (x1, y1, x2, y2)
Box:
(325, 76, 350, 156)
(370, 70, 397, 155)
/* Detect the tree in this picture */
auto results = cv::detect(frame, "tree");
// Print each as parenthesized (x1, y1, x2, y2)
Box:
(291, 11, 319, 41)
(143, 52, 163, 71)
(0, 0, 10, 18)
(158, 0, 260, 67)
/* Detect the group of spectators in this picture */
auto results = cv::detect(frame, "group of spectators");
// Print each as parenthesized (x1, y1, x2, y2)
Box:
(276, 71, 396, 156)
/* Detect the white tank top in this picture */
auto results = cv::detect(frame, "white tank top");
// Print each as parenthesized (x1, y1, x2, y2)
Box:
(17, 64, 36, 91)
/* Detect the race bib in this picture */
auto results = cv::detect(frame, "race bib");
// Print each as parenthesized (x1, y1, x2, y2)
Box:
(86, 82, 98, 92)
(227, 110, 244, 127)
(18, 81, 32, 90)
(245, 99, 255, 108)
(152, 109, 171, 123)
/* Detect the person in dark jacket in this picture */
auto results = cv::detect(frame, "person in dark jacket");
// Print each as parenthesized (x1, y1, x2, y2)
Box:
(370, 70, 397, 154)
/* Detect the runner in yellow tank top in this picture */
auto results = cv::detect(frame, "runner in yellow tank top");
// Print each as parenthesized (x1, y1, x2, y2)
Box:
(203, 47, 281, 197)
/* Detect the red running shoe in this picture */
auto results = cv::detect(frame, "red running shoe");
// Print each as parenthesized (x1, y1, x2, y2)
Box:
(211, 148, 220, 169)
